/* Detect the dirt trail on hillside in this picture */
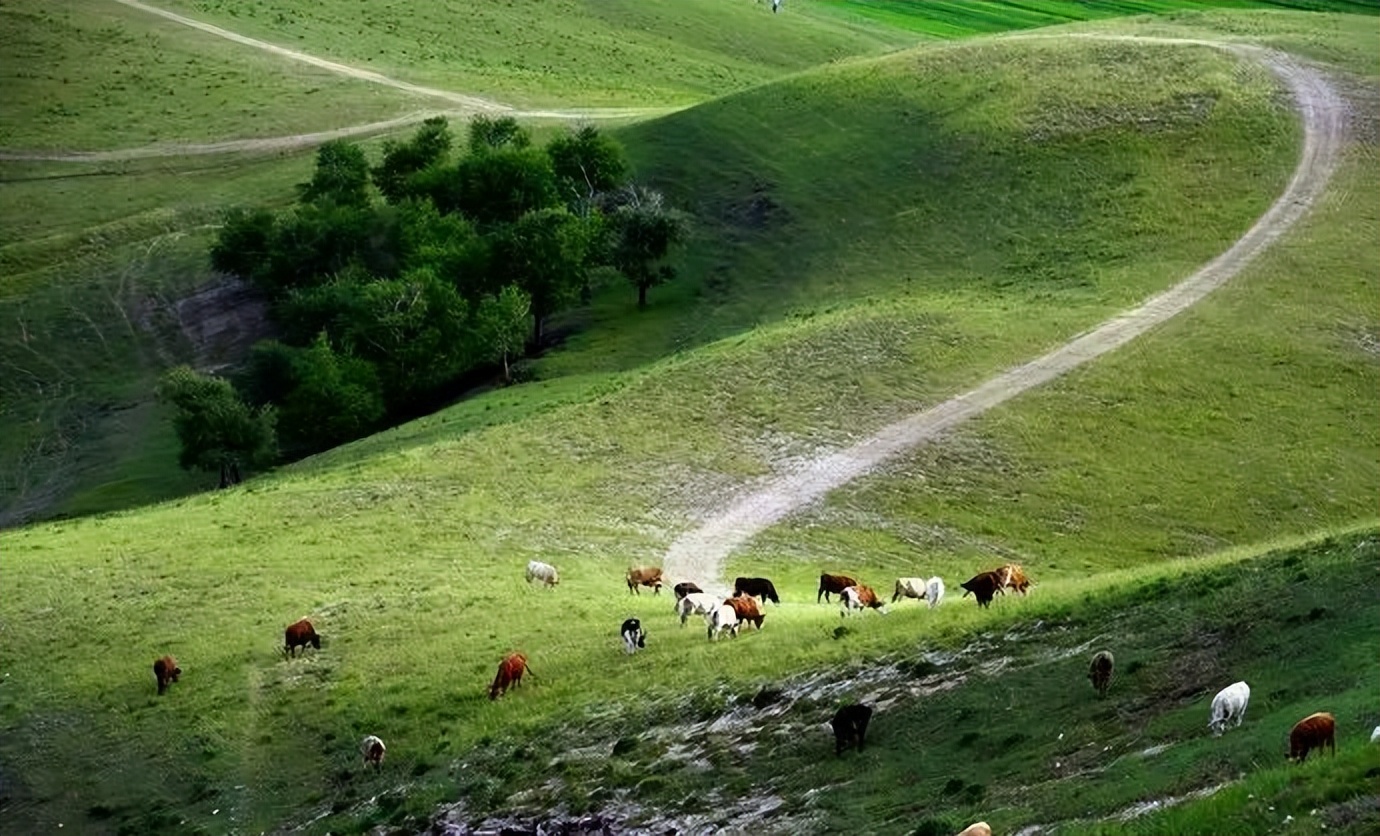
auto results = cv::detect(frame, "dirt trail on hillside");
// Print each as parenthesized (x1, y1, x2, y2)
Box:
(0, 0, 664, 164)
(663, 41, 1349, 592)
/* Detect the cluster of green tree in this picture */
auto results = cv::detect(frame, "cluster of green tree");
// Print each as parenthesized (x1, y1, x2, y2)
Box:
(161, 117, 687, 485)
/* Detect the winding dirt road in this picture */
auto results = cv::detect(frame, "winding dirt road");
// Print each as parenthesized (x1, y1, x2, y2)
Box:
(662, 40, 1349, 591)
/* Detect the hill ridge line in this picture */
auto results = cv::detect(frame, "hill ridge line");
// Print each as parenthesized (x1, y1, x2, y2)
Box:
(662, 40, 1348, 591)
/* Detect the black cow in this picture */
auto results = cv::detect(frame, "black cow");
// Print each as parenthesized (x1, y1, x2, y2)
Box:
(733, 576, 780, 605)
(673, 582, 703, 601)
(831, 703, 873, 755)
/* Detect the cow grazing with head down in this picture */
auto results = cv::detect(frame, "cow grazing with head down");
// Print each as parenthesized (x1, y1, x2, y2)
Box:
(677, 592, 718, 626)
(955, 824, 992, 836)
(1208, 681, 1251, 736)
(284, 618, 321, 657)
(996, 563, 1031, 595)
(733, 577, 780, 605)
(830, 703, 872, 755)
(489, 653, 532, 700)
(959, 571, 1004, 608)
(621, 618, 647, 654)
(706, 604, 739, 641)
(1288, 712, 1336, 762)
(361, 735, 386, 767)
(892, 577, 928, 604)
(925, 577, 945, 609)
(626, 566, 664, 595)
(727, 594, 765, 630)
(840, 585, 887, 616)
(153, 655, 181, 695)
(525, 560, 560, 588)
(1088, 650, 1114, 699)
(818, 573, 857, 604)
(673, 582, 703, 601)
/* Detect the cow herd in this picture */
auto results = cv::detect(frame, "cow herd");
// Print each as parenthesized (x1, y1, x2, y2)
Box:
(143, 554, 1367, 821)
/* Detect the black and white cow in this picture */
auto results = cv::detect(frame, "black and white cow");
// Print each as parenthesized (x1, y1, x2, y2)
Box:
(621, 618, 647, 654)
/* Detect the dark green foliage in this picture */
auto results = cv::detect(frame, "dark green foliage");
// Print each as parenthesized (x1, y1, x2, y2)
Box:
(156, 366, 277, 487)
(373, 117, 454, 204)
(395, 200, 490, 297)
(298, 140, 373, 208)
(492, 208, 595, 344)
(547, 125, 628, 203)
(274, 335, 386, 452)
(473, 285, 532, 382)
(446, 148, 560, 226)
(467, 115, 531, 155)
(607, 186, 689, 308)
(210, 207, 276, 284)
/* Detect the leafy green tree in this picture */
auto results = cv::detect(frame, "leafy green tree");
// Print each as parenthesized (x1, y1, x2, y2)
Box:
(547, 125, 628, 203)
(474, 285, 531, 383)
(373, 117, 454, 203)
(444, 148, 559, 227)
(608, 186, 689, 308)
(210, 207, 277, 285)
(277, 334, 386, 451)
(493, 207, 595, 345)
(396, 199, 490, 297)
(467, 115, 531, 155)
(298, 140, 372, 207)
(157, 366, 277, 487)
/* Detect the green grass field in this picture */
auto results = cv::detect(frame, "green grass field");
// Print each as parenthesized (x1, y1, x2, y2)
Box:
(1, 3, 1378, 835)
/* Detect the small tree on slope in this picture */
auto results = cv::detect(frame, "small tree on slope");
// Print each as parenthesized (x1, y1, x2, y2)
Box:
(158, 366, 277, 488)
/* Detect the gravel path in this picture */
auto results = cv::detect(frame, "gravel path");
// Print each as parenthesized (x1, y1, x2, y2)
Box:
(662, 40, 1349, 590)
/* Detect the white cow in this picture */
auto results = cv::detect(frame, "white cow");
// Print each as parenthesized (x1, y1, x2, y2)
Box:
(706, 604, 739, 641)
(925, 576, 945, 609)
(892, 577, 928, 604)
(1208, 681, 1251, 736)
(1370, 725, 1380, 744)
(525, 560, 559, 588)
(676, 592, 718, 627)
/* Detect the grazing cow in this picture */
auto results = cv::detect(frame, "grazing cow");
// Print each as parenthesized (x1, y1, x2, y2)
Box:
(1088, 650, 1114, 699)
(621, 618, 646, 654)
(959, 571, 1004, 609)
(956, 824, 992, 836)
(1207, 681, 1251, 736)
(677, 592, 718, 626)
(1288, 712, 1336, 762)
(284, 617, 321, 658)
(673, 582, 703, 601)
(733, 577, 780, 605)
(840, 585, 888, 616)
(361, 735, 386, 767)
(706, 604, 739, 641)
(892, 577, 927, 604)
(726, 594, 765, 630)
(818, 573, 858, 604)
(489, 652, 532, 700)
(626, 566, 664, 595)
(1371, 725, 1380, 744)
(925, 576, 945, 609)
(996, 563, 1032, 595)
(525, 560, 560, 588)
(830, 703, 872, 755)
(152, 655, 181, 695)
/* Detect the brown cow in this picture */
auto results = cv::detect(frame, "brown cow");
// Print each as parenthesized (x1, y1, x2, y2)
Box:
(626, 566, 664, 595)
(673, 582, 703, 601)
(284, 617, 321, 657)
(1088, 650, 1114, 699)
(1288, 712, 1336, 762)
(959, 571, 1005, 608)
(996, 563, 1031, 595)
(818, 573, 858, 604)
(489, 652, 533, 700)
(830, 703, 873, 755)
(153, 655, 181, 695)
(726, 594, 765, 630)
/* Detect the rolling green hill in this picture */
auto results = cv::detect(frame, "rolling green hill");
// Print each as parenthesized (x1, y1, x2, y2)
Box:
(2, 11, 1377, 833)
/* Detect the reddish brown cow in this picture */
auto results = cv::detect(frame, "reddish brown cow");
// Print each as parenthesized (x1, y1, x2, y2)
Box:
(153, 655, 182, 695)
(626, 566, 664, 595)
(817, 573, 858, 604)
(726, 594, 765, 630)
(489, 652, 533, 700)
(1288, 712, 1336, 762)
(959, 571, 1005, 608)
(997, 563, 1032, 595)
(284, 617, 321, 657)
